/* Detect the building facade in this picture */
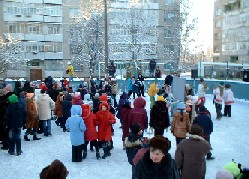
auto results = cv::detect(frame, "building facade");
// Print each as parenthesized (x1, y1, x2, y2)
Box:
(0, 0, 181, 79)
(213, 0, 249, 64)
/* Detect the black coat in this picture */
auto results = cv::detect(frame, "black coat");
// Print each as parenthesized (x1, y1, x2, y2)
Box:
(150, 101, 170, 131)
(62, 94, 72, 118)
(4, 101, 27, 129)
(132, 151, 180, 179)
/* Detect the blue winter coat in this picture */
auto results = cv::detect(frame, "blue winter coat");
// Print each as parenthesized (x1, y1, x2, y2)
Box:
(193, 113, 213, 136)
(66, 105, 86, 146)
(127, 78, 133, 91)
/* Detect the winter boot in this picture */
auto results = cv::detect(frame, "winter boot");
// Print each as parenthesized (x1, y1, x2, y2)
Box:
(102, 150, 108, 159)
(33, 135, 41, 140)
(83, 151, 87, 159)
(107, 149, 111, 157)
(96, 152, 100, 160)
(24, 135, 30, 141)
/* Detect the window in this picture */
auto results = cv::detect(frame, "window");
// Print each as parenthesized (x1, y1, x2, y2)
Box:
(45, 60, 62, 71)
(164, 45, 174, 53)
(230, 56, 238, 63)
(214, 33, 221, 40)
(27, 24, 41, 34)
(215, 8, 222, 16)
(48, 24, 61, 34)
(165, 0, 173, 5)
(164, 29, 174, 38)
(215, 20, 221, 28)
(8, 24, 21, 33)
(164, 12, 176, 22)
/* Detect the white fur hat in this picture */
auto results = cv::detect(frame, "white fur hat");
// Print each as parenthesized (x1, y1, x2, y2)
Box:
(67, 62, 71, 65)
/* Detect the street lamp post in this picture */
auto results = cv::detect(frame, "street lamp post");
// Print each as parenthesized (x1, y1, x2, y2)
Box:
(104, 0, 109, 79)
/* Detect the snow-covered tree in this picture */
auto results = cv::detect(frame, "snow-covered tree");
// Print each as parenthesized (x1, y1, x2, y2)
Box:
(0, 34, 25, 76)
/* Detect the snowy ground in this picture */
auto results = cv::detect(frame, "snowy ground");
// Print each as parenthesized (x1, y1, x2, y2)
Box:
(0, 95, 249, 179)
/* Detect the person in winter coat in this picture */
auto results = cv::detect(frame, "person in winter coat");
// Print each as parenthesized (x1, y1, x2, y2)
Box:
(223, 84, 235, 117)
(62, 94, 72, 132)
(94, 102, 116, 159)
(54, 92, 64, 127)
(137, 73, 145, 97)
(125, 123, 143, 173)
(148, 78, 159, 109)
(197, 78, 208, 111)
(116, 92, 129, 127)
(132, 136, 180, 179)
(149, 59, 156, 77)
(128, 97, 148, 133)
(171, 102, 190, 145)
(92, 93, 100, 114)
(24, 93, 41, 141)
(131, 76, 140, 99)
(22, 81, 35, 93)
(121, 100, 132, 150)
(213, 82, 224, 120)
(132, 137, 150, 166)
(3, 94, 27, 155)
(36, 90, 55, 136)
(175, 125, 212, 179)
(81, 104, 100, 160)
(155, 66, 162, 78)
(66, 105, 86, 162)
(193, 105, 214, 160)
(150, 96, 170, 136)
(66, 62, 74, 81)
(127, 77, 133, 98)
(111, 81, 118, 107)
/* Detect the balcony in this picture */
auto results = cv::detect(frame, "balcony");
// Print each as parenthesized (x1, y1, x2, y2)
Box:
(44, 34, 63, 42)
(44, 16, 62, 23)
(44, 0, 62, 4)
(24, 34, 45, 41)
(44, 52, 63, 59)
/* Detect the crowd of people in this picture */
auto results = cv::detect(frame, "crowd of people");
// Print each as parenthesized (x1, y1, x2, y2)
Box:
(0, 73, 248, 179)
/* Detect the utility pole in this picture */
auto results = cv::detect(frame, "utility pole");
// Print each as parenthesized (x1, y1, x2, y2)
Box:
(104, 0, 109, 79)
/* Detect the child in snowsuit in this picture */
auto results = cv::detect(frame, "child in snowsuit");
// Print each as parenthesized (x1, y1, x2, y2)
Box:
(95, 102, 116, 159)
(66, 105, 86, 162)
(81, 103, 100, 159)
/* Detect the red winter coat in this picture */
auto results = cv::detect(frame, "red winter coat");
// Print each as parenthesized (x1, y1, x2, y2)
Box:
(82, 104, 98, 141)
(95, 102, 116, 141)
(121, 106, 132, 141)
(128, 97, 148, 131)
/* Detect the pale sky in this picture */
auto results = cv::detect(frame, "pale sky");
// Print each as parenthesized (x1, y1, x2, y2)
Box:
(189, 0, 214, 51)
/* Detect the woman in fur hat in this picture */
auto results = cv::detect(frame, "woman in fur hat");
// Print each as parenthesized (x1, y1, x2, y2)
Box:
(171, 102, 190, 145)
(133, 136, 179, 179)
(175, 124, 212, 179)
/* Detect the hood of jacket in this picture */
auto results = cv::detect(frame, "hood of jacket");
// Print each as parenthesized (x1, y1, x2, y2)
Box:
(71, 105, 82, 116)
(99, 102, 110, 111)
(134, 97, 146, 108)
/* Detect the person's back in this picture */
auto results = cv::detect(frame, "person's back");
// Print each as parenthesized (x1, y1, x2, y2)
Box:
(175, 125, 211, 179)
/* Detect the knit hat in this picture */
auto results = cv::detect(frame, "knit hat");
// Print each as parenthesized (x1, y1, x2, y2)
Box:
(94, 93, 100, 98)
(177, 102, 185, 109)
(157, 96, 164, 101)
(216, 170, 233, 179)
(130, 123, 141, 134)
(154, 78, 158, 83)
(150, 136, 171, 155)
(99, 94, 108, 101)
(8, 94, 19, 103)
(189, 124, 203, 136)
(70, 105, 82, 116)
(199, 105, 207, 112)
(73, 96, 82, 105)
(141, 137, 150, 148)
(219, 82, 224, 86)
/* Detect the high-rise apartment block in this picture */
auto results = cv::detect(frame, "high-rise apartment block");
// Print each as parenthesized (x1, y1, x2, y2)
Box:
(0, 0, 181, 80)
(213, 0, 249, 63)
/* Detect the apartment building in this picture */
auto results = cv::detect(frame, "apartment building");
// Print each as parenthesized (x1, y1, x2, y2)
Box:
(213, 0, 249, 64)
(0, 0, 181, 79)
(0, 0, 64, 80)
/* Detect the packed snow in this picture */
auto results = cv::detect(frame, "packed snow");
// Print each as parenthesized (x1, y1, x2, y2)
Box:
(0, 95, 249, 179)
